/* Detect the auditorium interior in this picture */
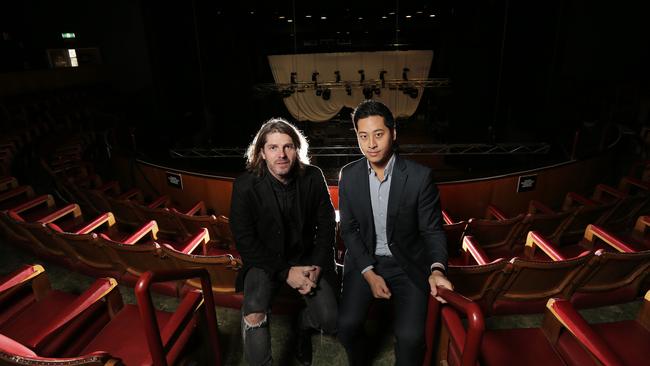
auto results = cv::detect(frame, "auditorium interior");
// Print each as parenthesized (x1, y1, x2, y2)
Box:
(1, 0, 649, 365)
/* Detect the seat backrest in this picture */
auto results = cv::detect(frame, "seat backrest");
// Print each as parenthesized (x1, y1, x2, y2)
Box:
(173, 212, 225, 251)
(570, 249, 650, 308)
(600, 195, 648, 231)
(520, 211, 573, 245)
(560, 203, 615, 244)
(133, 204, 188, 239)
(0, 334, 113, 365)
(444, 221, 468, 257)
(491, 253, 593, 315)
(447, 259, 509, 313)
(95, 236, 174, 278)
(12, 220, 71, 259)
(105, 197, 144, 229)
(82, 189, 112, 214)
(49, 230, 124, 274)
(466, 214, 526, 254)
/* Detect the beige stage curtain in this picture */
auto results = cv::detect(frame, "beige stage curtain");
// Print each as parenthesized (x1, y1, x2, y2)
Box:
(268, 50, 433, 122)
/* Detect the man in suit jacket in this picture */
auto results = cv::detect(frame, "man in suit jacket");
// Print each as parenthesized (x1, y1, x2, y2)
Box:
(230, 118, 337, 366)
(337, 100, 453, 365)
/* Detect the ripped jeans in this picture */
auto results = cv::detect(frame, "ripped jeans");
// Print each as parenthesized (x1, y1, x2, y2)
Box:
(241, 267, 338, 366)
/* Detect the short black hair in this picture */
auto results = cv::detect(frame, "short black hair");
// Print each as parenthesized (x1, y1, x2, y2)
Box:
(351, 100, 395, 131)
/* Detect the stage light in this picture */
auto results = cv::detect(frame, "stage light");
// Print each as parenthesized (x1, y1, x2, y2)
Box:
(374, 87, 381, 96)
(322, 88, 331, 100)
(402, 67, 410, 80)
(358, 69, 365, 82)
(379, 70, 387, 88)
(290, 72, 297, 84)
(345, 84, 352, 96)
(335, 71, 341, 83)
(363, 87, 373, 99)
(315, 87, 323, 97)
(312, 71, 319, 86)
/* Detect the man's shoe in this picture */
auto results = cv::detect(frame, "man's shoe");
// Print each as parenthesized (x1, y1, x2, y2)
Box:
(296, 329, 313, 366)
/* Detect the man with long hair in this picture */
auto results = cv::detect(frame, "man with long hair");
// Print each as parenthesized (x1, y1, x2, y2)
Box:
(337, 100, 453, 365)
(230, 118, 338, 366)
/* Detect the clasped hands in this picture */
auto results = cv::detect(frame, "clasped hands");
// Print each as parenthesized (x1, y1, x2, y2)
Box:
(286, 265, 321, 295)
(363, 269, 453, 303)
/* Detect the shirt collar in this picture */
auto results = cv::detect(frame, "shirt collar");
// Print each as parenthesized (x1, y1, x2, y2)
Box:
(367, 153, 396, 178)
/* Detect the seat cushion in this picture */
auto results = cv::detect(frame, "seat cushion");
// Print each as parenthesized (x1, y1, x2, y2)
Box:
(0, 290, 76, 346)
(81, 304, 172, 365)
(481, 328, 566, 366)
(557, 320, 649, 366)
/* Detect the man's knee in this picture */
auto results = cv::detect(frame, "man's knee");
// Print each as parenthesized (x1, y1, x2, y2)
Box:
(395, 326, 424, 349)
(243, 312, 268, 329)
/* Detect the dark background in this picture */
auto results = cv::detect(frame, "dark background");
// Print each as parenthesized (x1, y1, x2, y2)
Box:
(2, 0, 649, 156)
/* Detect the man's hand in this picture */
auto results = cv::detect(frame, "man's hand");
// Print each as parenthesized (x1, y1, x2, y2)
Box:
(429, 270, 453, 303)
(304, 266, 321, 283)
(362, 270, 391, 299)
(287, 266, 317, 295)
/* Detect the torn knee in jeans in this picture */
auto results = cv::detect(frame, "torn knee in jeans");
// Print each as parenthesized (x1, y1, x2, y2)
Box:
(243, 312, 268, 330)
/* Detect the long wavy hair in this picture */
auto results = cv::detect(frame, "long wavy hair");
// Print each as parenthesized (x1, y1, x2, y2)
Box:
(245, 118, 310, 176)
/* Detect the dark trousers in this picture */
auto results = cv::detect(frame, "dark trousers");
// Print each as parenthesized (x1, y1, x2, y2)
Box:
(242, 267, 338, 366)
(338, 256, 428, 366)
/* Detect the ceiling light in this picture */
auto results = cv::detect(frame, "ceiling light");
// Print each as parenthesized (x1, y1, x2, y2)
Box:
(321, 16, 327, 20)
(405, 15, 412, 19)
(389, 12, 395, 15)
(305, 15, 312, 18)
(429, 14, 436, 18)
(287, 19, 293, 23)
(381, 16, 387, 19)
(278, 16, 285, 19)
(358, 17, 363, 20)
(417, 11, 423, 14)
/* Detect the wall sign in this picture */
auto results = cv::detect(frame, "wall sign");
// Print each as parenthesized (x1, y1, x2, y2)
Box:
(517, 174, 537, 193)
(166, 172, 183, 189)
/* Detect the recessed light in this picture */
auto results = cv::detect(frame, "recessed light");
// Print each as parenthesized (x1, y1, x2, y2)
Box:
(416, 11, 423, 14)
(405, 15, 412, 18)
(278, 16, 285, 19)
(429, 14, 436, 18)
(321, 16, 327, 20)
(389, 12, 395, 15)
(287, 19, 293, 23)
(358, 17, 363, 20)
(305, 15, 312, 18)
(249, 11, 255, 15)
(381, 16, 387, 19)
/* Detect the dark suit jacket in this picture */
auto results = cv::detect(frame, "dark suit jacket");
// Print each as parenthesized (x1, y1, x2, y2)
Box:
(338, 154, 448, 293)
(230, 164, 336, 291)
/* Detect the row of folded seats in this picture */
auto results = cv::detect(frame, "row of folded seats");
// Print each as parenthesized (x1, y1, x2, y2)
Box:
(0, 181, 243, 308)
(0, 264, 221, 365)
(427, 173, 650, 365)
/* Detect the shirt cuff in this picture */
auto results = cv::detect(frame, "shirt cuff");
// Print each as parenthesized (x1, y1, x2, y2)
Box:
(361, 265, 374, 274)
(430, 262, 446, 275)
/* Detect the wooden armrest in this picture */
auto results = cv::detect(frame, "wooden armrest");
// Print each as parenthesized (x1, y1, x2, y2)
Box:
(10, 195, 54, 214)
(441, 210, 455, 225)
(25, 278, 118, 349)
(0, 176, 18, 191)
(123, 220, 159, 244)
(118, 188, 143, 202)
(592, 184, 627, 202)
(185, 201, 207, 216)
(618, 176, 650, 193)
(176, 228, 210, 254)
(0, 264, 45, 293)
(485, 204, 508, 221)
(562, 192, 597, 211)
(584, 224, 636, 253)
(524, 231, 566, 261)
(75, 212, 116, 234)
(633, 216, 650, 235)
(0, 185, 35, 203)
(528, 200, 555, 214)
(147, 195, 170, 209)
(36, 204, 81, 224)
(97, 181, 121, 195)
(546, 298, 625, 366)
(461, 236, 491, 265)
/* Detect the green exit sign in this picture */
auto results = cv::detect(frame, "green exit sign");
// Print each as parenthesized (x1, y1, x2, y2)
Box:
(61, 33, 76, 39)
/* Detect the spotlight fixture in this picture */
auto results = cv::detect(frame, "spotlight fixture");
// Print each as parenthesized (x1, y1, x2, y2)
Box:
(334, 70, 341, 83)
(322, 88, 331, 100)
(312, 72, 319, 87)
(290, 72, 297, 84)
(363, 86, 373, 99)
(345, 84, 352, 96)
(402, 67, 410, 81)
(358, 69, 365, 82)
(379, 70, 387, 88)
(315, 87, 323, 97)
(374, 87, 381, 96)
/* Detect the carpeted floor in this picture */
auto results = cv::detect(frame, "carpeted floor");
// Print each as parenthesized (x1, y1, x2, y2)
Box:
(0, 239, 641, 365)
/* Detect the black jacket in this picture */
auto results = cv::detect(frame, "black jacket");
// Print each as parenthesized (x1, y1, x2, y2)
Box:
(338, 155, 448, 293)
(230, 165, 336, 291)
